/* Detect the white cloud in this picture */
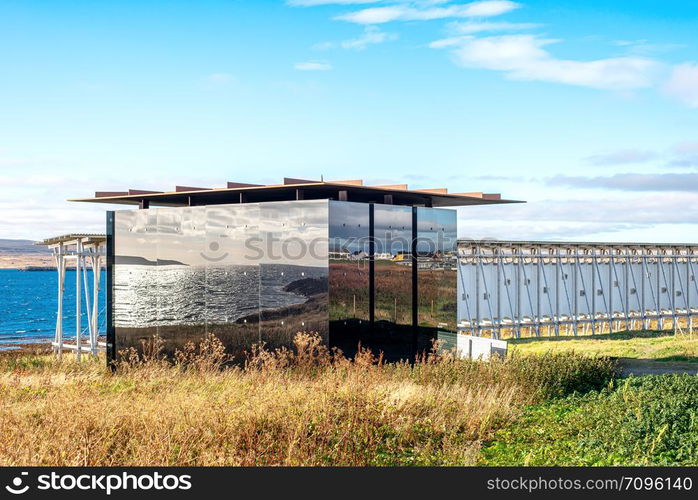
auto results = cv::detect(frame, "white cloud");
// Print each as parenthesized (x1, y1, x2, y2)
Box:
(668, 141, 698, 168)
(585, 149, 657, 166)
(613, 39, 647, 47)
(294, 61, 333, 71)
(288, 0, 379, 6)
(462, 0, 520, 17)
(341, 26, 397, 49)
(548, 173, 698, 192)
(335, 1, 520, 25)
(431, 34, 660, 90)
(611, 39, 685, 56)
(673, 141, 698, 156)
(665, 63, 698, 108)
(457, 193, 698, 241)
(448, 20, 541, 34)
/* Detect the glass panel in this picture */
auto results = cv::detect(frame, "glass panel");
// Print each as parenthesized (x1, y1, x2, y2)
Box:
(155, 207, 180, 342)
(204, 204, 260, 358)
(417, 208, 457, 349)
(155, 206, 207, 355)
(113, 209, 159, 355)
(328, 201, 370, 353)
(373, 205, 413, 350)
(259, 200, 329, 349)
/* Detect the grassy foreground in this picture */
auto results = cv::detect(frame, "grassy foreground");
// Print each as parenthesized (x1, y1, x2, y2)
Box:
(482, 375, 698, 466)
(510, 330, 698, 362)
(0, 334, 615, 466)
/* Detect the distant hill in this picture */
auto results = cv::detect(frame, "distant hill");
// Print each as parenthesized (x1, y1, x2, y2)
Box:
(116, 256, 187, 266)
(0, 239, 51, 255)
(0, 239, 53, 269)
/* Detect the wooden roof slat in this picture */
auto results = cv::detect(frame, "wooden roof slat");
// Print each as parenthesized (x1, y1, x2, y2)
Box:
(128, 189, 163, 195)
(95, 191, 128, 198)
(372, 184, 408, 190)
(416, 188, 448, 194)
(175, 186, 212, 192)
(284, 177, 319, 185)
(227, 182, 264, 188)
(455, 192, 501, 200)
(328, 179, 364, 186)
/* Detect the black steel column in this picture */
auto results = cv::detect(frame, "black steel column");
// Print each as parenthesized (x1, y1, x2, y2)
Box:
(369, 203, 375, 326)
(411, 207, 418, 354)
(106, 211, 116, 368)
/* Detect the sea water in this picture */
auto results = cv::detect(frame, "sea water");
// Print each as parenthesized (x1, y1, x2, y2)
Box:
(0, 269, 105, 348)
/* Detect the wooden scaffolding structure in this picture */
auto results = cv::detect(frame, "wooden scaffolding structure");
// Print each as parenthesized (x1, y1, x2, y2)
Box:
(37, 234, 107, 358)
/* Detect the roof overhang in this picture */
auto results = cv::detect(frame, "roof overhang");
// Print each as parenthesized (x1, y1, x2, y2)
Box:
(69, 179, 523, 208)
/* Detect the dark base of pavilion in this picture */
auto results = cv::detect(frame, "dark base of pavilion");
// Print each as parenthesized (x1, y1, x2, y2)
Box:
(329, 320, 441, 362)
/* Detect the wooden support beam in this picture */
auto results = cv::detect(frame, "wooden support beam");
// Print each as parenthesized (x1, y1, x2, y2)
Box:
(296, 189, 305, 200)
(176, 186, 211, 192)
(383, 194, 393, 205)
(139, 199, 149, 209)
(338, 190, 348, 201)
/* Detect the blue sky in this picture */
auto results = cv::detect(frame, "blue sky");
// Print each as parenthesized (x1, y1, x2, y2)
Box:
(1, 0, 697, 242)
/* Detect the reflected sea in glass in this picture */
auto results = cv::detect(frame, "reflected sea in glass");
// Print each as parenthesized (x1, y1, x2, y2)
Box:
(114, 264, 326, 328)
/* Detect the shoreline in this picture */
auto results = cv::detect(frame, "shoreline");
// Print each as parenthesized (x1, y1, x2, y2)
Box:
(0, 342, 53, 355)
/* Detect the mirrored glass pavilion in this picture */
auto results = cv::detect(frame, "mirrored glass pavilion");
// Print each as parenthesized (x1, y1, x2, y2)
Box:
(74, 178, 520, 362)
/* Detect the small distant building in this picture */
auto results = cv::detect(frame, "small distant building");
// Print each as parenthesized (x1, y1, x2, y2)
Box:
(71, 178, 518, 361)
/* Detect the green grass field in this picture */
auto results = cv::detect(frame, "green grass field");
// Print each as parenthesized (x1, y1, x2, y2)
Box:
(481, 375, 698, 466)
(509, 330, 698, 362)
(478, 331, 698, 465)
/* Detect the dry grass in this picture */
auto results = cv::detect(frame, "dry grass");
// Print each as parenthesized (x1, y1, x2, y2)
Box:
(0, 334, 616, 466)
(511, 330, 698, 362)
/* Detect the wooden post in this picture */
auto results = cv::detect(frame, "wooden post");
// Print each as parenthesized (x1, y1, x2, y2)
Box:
(55, 243, 64, 357)
(75, 239, 82, 361)
(92, 251, 100, 356)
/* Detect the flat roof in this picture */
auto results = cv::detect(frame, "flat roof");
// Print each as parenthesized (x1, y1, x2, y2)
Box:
(36, 234, 106, 246)
(69, 177, 523, 208)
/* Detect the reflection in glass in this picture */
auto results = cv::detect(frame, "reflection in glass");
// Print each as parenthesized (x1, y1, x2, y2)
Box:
(416, 208, 458, 340)
(328, 201, 370, 353)
(373, 205, 413, 327)
(259, 200, 329, 349)
(113, 208, 159, 354)
(204, 205, 260, 358)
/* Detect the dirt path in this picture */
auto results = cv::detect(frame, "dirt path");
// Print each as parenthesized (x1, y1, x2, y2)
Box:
(618, 358, 698, 376)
